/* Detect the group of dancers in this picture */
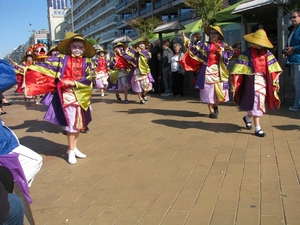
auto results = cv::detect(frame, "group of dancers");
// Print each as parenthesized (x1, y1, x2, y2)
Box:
(5, 24, 283, 164)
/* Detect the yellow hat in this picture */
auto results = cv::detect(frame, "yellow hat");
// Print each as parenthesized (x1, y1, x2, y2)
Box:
(21, 46, 36, 62)
(115, 42, 124, 47)
(243, 29, 273, 48)
(204, 25, 224, 40)
(96, 46, 108, 55)
(46, 46, 58, 56)
(57, 32, 96, 57)
(134, 39, 150, 49)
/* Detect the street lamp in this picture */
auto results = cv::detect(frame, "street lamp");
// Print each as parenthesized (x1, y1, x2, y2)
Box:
(70, 0, 74, 32)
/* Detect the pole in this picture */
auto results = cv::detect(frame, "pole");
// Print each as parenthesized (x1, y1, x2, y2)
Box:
(70, 0, 74, 32)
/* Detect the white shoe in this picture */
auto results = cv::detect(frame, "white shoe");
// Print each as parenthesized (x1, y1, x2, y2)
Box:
(68, 150, 77, 164)
(74, 147, 86, 158)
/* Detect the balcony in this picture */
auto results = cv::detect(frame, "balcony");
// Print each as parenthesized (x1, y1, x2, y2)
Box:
(171, 0, 185, 7)
(82, 16, 118, 36)
(74, 1, 116, 30)
(99, 30, 123, 44)
(74, 1, 115, 23)
(154, 0, 173, 9)
(115, 0, 137, 14)
(115, 12, 138, 29)
(173, 11, 193, 22)
(140, 5, 152, 16)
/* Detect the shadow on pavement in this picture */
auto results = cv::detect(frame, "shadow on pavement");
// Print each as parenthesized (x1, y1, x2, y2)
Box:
(8, 120, 61, 134)
(151, 118, 241, 133)
(115, 108, 207, 117)
(18, 136, 67, 158)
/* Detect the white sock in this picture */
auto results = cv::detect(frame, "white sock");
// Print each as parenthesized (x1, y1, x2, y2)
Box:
(245, 115, 251, 122)
(255, 126, 262, 132)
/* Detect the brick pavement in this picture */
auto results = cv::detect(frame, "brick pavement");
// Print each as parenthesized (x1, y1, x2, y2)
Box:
(2, 88, 300, 225)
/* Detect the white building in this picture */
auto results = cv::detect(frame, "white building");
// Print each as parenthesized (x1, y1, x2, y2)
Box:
(47, 0, 69, 46)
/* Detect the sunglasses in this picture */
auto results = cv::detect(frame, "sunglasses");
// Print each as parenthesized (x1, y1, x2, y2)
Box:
(210, 32, 218, 35)
(290, 15, 299, 20)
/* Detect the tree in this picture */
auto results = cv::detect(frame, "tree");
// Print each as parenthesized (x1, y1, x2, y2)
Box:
(86, 37, 101, 45)
(184, 0, 224, 27)
(126, 17, 162, 40)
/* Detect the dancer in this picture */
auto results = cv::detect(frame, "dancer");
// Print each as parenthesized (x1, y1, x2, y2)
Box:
(94, 47, 109, 97)
(113, 42, 136, 103)
(24, 32, 96, 164)
(182, 25, 234, 118)
(231, 29, 282, 137)
(10, 46, 39, 104)
(131, 39, 154, 104)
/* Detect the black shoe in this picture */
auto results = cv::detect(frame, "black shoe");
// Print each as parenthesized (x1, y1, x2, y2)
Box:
(116, 94, 121, 101)
(255, 130, 266, 137)
(3, 102, 12, 106)
(213, 106, 219, 115)
(142, 95, 148, 101)
(124, 99, 129, 104)
(209, 112, 218, 119)
(80, 127, 89, 133)
(243, 116, 252, 130)
(140, 100, 147, 104)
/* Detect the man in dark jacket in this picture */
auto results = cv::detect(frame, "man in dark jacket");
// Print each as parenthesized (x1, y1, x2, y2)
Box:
(285, 8, 300, 111)
(161, 41, 174, 96)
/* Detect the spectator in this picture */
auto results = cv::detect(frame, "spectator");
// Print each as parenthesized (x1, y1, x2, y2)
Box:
(171, 43, 185, 97)
(285, 8, 300, 111)
(149, 40, 162, 94)
(161, 41, 174, 96)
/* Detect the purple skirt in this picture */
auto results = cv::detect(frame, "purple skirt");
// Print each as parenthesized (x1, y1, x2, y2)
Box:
(200, 82, 229, 104)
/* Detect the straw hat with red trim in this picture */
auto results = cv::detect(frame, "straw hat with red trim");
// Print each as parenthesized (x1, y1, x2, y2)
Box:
(57, 32, 96, 57)
(204, 25, 224, 40)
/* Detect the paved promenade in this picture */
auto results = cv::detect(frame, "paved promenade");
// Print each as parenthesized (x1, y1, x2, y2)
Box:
(2, 88, 300, 225)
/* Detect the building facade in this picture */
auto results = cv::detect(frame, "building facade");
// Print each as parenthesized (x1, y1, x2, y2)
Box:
(47, 0, 69, 46)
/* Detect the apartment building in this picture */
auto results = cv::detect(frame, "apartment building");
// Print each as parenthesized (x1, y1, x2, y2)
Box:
(70, 0, 120, 51)
(115, 0, 196, 40)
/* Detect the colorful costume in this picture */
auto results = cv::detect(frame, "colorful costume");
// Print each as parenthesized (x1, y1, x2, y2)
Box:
(131, 40, 154, 104)
(94, 47, 109, 96)
(25, 53, 94, 131)
(114, 43, 136, 91)
(231, 47, 282, 113)
(11, 46, 36, 93)
(231, 29, 282, 137)
(183, 25, 234, 118)
(24, 32, 96, 164)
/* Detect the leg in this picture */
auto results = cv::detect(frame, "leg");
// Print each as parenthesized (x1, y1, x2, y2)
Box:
(253, 116, 266, 137)
(208, 104, 217, 118)
(4, 193, 24, 225)
(162, 67, 169, 95)
(289, 64, 300, 110)
(67, 131, 86, 163)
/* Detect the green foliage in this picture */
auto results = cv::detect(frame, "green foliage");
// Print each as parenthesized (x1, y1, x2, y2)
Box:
(86, 38, 101, 45)
(126, 17, 162, 39)
(184, 0, 224, 27)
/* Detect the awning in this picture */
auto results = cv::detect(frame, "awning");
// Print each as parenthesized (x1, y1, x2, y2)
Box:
(153, 21, 185, 34)
(215, 0, 248, 22)
(111, 35, 133, 44)
(232, 0, 291, 14)
(182, 19, 202, 34)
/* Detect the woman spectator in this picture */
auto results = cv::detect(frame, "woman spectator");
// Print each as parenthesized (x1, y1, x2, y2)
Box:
(171, 43, 185, 97)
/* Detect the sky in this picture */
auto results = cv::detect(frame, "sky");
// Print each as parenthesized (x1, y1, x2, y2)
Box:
(0, 0, 50, 58)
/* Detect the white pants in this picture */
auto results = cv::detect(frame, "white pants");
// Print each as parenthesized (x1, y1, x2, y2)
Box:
(10, 145, 43, 187)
